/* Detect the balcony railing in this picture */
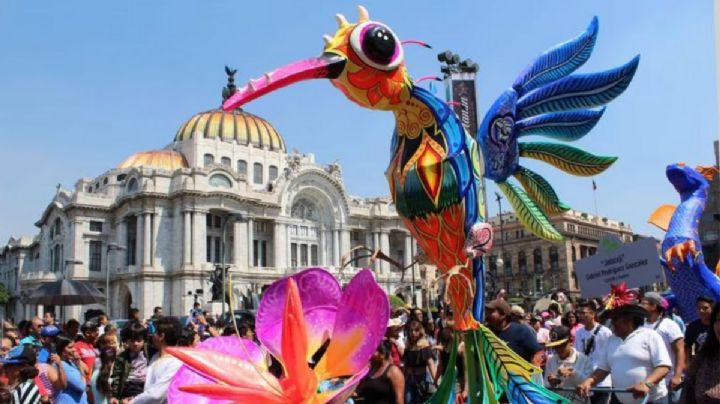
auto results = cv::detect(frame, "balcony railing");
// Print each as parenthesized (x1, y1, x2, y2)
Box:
(19, 271, 61, 282)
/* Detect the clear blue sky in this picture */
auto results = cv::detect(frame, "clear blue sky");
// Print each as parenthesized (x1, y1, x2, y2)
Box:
(0, 1, 716, 243)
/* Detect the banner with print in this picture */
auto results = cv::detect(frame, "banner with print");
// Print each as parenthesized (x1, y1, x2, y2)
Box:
(574, 237, 663, 298)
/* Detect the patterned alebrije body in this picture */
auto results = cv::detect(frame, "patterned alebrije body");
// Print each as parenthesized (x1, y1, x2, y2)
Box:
(656, 165, 720, 322)
(387, 85, 485, 329)
(218, 7, 638, 403)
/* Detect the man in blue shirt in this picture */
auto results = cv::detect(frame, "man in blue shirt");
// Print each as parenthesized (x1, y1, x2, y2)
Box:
(485, 299, 543, 365)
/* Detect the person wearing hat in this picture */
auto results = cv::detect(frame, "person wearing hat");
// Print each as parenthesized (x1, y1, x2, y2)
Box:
(529, 316, 551, 346)
(509, 305, 526, 323)
(485, 299, 543, 365)
(1, 345, 41, 403)
(544, 326, 593, 404)
(576, 303, 672, 404)
(640, 292, 686, 399)
(75, 321, 99, 380)
(38, 324, 62, 364)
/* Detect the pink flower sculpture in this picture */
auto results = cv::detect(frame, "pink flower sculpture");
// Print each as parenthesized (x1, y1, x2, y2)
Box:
(168, 268, 390, 403)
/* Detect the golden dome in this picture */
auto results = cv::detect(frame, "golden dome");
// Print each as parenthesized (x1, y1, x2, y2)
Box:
(174, 108, 285, 152)
(118, 150, 188, 171)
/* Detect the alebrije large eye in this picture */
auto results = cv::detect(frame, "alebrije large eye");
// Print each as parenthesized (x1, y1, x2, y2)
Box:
(350, 21, 404, 71)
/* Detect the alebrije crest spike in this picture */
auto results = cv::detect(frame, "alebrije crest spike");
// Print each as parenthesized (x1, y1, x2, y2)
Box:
(335, 13, 349, 27)
(357, 5, 369, 22)
(695, 165, 719, 182)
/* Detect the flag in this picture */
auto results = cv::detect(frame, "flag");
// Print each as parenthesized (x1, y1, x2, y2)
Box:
(592, 179, 597, 191)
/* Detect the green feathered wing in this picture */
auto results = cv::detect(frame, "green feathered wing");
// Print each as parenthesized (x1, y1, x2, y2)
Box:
(497, 181, 564, 242)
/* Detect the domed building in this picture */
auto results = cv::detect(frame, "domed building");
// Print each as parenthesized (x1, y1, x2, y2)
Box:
(0, 71, 425, 321)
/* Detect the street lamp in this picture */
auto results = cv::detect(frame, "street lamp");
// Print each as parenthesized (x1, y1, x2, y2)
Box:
(106, 243, 126, 316)
(220, 213, 243, 317)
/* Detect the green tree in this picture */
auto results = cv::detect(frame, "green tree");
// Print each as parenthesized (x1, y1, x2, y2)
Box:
(0, 283, 9, 305)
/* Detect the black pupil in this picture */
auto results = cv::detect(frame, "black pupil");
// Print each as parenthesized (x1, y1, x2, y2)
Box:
(362, 25, 396, 65)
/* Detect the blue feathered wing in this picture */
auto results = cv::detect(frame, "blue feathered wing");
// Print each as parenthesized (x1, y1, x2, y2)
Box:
(477, 17, 639, 242)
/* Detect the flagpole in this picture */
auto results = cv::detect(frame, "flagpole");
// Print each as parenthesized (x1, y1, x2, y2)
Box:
(592, 178, 599, 217)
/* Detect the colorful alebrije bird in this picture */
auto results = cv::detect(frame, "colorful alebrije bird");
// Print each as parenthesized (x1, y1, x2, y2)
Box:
(220, 6, 638, 403)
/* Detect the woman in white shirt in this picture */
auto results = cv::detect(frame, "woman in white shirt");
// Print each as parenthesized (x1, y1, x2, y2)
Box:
(577, 304, 671, 404)
(544, 325, 593, 404)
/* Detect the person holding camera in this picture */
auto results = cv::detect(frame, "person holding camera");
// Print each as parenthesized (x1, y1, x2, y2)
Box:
(544, 326, 593, 404)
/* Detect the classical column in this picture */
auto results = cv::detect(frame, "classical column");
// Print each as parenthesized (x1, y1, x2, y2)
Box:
(152, 210, 161, 267)
(135, 214, 143, 267)
(319, 226, 327, 266)
(404, 233, 413, 268)
(286, 224, 292, 269)
(373, 232, 380, 272)
(365, 231, 373, 268)
(143, 212, 152, 268)
(333, 229, 340, 267)
(191, 211, 206, 267)
(247, 218, 254, 268)
(233, 221, 244, 269)
(380, 231, 390, 274)
(341, 229, 350, 264)
(183, 211, 192, 265)
(117, 219, 128, 267)
(273, 222, 286, 270)
(69, 219, 84, 277)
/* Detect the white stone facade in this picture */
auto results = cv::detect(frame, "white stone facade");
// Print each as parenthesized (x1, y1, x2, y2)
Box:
(0, 109, 425, 321)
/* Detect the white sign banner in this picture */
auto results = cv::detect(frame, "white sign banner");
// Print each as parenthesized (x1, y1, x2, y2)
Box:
(574, 237, 663, 298)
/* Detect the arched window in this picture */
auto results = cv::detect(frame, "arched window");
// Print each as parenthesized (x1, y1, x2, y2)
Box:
(253, 163, 263, 184)
(52, 218, 63, 238)
(52, 244, 63, 272)
(209, 174, 232, 188)
(204, 154, 215, 167)
(518, 251, 527, 274)
(49, 218, 64, 272)
(237, 160, 247, 175)
(503, 251, 512, 275)
(269, 165, 278, 181)
(549, 246, 559, 271)
(488, 255, 498, 275)
(220, 157, 231, 167)
(533, 248, 543, 273)
(126, 178, 138, 193)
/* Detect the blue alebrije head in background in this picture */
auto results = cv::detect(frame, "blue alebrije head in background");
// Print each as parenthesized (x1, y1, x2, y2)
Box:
(666, 164, 709, 196)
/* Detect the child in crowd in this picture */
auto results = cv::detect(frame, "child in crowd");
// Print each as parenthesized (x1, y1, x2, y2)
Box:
(110, 323, 148, 402)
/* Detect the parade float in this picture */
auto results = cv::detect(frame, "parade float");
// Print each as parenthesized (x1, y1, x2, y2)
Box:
(169, 6, 639, 403)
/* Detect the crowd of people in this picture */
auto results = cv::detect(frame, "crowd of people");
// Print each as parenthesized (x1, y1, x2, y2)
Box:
(0, 302, 254, 404)
(0, 291, 718, 404)
(355, 292, 720, 404)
